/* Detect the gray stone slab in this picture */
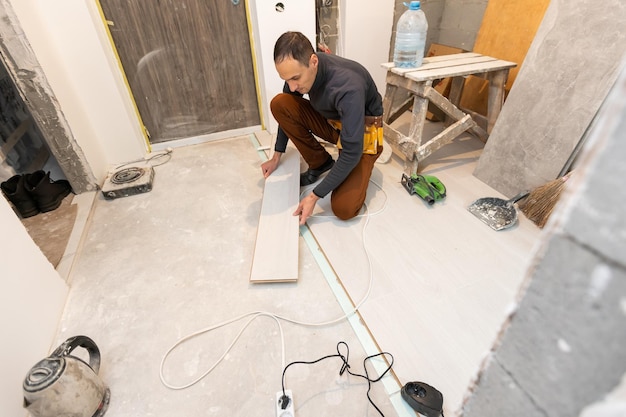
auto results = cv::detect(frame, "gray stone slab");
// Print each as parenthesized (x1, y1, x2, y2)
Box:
(473, 0, 626, 197)
(463, 358, 545, 417)
(491, 236, 626, 417)
(438, 0, 488, 50)
(464, 53, 626, 417)
(560, 69, 626, 266)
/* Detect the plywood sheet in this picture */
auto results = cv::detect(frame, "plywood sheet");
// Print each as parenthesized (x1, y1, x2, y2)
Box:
(459, 0, 550, 115)
(249, 147, 300, 282)
(474, 0, 626, 197)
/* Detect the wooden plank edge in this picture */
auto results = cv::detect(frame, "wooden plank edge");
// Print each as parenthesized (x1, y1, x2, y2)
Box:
(406, 60, 517, 82)
(381, 52, 483, 70)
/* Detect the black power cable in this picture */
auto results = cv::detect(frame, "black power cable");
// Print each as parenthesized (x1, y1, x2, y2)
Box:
(280, 341, 394, 416)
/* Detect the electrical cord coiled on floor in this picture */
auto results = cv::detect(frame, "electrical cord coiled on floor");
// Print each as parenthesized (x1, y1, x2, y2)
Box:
(280, 341, 394, 416)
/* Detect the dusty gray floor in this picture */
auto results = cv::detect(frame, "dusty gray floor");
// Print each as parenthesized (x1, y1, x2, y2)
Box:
(55, 123, 542, 417)
(56, 136, 399, 417)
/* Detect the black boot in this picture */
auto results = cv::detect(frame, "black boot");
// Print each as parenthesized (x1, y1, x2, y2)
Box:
(24, 170, 72, 213)
(300, 156, 335, 186)
(1, 174, 40, 218)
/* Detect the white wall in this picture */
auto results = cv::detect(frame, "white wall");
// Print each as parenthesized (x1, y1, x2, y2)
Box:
(249, 0, 316, 135)
(0, 197, 69, 417)
(8, 0, 147, 181)
(340, 0, 395, 96)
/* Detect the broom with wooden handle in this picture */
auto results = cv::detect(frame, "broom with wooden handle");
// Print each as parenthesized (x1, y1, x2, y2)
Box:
(518, 172, 572, 228)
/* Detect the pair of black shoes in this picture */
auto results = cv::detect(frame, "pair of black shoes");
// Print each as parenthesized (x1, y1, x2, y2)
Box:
(1, 171, 72, 218)
(300, 156, 334, 186)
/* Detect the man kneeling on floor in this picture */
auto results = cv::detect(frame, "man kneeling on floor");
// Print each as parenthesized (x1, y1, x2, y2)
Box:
(261, 31, 384, 225)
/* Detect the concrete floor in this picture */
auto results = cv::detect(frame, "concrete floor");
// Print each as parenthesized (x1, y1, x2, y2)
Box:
(55, 134, 399, 417)
(54, 122, 542, 417)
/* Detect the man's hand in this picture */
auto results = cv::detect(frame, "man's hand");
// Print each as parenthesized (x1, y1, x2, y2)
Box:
(261, 152, 282, 178)
(293, 192, 320, 225)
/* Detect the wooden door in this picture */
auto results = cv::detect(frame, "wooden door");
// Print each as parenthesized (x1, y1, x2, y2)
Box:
(99, 0, 260, 143)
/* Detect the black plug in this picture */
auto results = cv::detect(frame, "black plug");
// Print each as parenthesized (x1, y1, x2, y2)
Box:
(279, 394, 291, 410)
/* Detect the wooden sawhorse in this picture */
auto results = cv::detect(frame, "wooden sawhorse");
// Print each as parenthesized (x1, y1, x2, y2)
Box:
(381, 53, 516, 174)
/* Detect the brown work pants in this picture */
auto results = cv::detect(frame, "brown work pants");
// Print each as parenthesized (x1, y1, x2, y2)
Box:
(270, 93, 382, 220)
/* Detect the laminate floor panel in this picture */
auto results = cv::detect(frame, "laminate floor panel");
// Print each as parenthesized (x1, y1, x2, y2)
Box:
(249, 147, 300, 283)
(307, 133, 542, 415)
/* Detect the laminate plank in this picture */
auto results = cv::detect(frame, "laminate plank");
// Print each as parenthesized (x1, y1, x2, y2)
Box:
(249, 147, 300, 283)
(307, 132, 541, 415)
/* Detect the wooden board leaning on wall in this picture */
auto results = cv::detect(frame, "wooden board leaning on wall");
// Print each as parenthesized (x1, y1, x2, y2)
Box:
(459, 0, 551, 116)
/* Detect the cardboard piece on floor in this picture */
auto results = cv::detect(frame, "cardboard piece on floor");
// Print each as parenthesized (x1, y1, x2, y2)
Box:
(474, 0, 626, 197)
(249, 147, 300, 283)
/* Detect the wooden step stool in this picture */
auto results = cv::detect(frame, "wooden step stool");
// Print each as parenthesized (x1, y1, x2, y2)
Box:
(381, 53, 516, 174)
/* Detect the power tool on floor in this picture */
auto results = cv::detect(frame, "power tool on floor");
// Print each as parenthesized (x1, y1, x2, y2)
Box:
(401, 173, 446, 205)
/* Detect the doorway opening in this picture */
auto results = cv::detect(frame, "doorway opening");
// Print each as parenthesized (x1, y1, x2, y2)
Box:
(0, 2, 96, 270)
(0, 58, 78, 269)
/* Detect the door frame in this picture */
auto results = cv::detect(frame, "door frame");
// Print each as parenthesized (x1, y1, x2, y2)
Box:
(0, 2, 97, 193)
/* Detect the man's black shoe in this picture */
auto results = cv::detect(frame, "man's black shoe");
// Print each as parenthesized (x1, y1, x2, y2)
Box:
(300, 157, 334, 186)
(24, 170, 72, 213)
(1, 174, 39, 218)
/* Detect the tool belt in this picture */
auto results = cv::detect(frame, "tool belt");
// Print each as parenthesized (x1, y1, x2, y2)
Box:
(330, 115, 383, 155)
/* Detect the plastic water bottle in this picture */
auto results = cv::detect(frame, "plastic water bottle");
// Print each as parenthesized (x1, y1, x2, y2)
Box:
(393, 1, 428, 68)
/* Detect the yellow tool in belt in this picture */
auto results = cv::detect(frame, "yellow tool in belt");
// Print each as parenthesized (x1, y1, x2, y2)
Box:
(330, 116, 383, 155)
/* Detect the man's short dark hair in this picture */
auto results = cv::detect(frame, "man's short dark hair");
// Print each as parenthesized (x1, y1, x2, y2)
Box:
(274, 31, 315, 67)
